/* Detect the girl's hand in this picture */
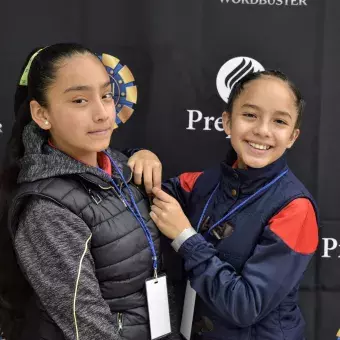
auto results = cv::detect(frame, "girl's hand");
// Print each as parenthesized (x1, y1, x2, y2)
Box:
(150, 187, 192, 240)
(128, 150, 162, 195)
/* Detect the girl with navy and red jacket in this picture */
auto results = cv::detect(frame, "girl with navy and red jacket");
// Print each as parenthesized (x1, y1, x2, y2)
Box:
(130, 70, 319, 340)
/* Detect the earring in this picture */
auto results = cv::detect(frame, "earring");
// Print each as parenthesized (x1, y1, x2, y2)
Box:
(44, 121, 49, 125)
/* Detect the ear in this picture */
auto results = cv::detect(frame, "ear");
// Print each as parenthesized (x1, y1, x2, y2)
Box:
(287, 128, 300, 149)
(30, 100, 51, 130)
(222, 111, 232, 136)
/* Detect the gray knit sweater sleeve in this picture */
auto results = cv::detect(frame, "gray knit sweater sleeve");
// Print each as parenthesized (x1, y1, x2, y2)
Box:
(14, 197, 119, 340)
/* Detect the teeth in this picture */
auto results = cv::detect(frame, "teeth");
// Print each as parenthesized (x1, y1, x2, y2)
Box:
(248, 142, 270, 150)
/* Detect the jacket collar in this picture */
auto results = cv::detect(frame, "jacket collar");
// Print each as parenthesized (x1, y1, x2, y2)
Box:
(221, 146, 288, 196)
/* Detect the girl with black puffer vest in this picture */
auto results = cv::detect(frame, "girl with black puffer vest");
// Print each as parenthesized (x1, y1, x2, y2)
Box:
(0, 43, 179, 340)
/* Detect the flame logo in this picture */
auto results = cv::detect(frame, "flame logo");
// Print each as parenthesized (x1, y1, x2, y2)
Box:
(216, 57, 264, 103)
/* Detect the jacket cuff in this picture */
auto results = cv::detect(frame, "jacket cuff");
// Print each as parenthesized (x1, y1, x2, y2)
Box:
(171, 227, 197, 252)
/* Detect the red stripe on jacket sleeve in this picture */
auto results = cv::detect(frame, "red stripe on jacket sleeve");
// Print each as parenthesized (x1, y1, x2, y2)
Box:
(269, 198, 318, 254)
(179, 172, 203, 193)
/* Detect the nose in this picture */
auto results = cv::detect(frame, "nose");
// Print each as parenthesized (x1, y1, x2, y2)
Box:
(92, 98, 114, 123)
(252, 118, 271, 137)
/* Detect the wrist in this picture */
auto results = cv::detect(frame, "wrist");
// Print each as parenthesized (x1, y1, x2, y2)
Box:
(171, 227, 197, 252)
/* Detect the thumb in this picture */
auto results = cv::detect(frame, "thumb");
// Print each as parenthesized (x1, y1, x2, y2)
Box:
(127, 158, 136, 171)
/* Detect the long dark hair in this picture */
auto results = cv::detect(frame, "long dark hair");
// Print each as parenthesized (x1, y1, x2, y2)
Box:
(0, 43, 94, 338)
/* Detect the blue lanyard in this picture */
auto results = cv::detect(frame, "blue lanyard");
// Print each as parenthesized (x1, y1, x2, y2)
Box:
(100, 152, 158, 276)
(197, 169, 289, 236)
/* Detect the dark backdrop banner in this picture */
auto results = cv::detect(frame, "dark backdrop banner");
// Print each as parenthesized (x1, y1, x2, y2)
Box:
(1, 0, 339, 339)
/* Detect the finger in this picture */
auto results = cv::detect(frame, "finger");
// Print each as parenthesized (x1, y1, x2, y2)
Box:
(133, 161, 143, 186)
(152, 197, 166, 209)
(152, 187, 175, 203)
(150, 204, 163, 217)
(143, 164, 153, 195)
(152, 164, 162, 189)
(127, 158, 136, 171)
(149, 211, 159, 224)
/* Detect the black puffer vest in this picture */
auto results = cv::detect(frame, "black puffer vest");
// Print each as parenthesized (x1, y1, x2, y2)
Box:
(9, 171, 161, 340)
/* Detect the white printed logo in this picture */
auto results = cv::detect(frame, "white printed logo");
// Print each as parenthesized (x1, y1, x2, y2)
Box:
(321, 238, 340, 258)
(220, 0, 308, 5)
(216, 57, 264, 103)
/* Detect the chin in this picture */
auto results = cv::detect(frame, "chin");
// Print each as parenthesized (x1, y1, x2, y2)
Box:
(88, 140, 111, 152)
(242, 157, 271, 169)
(98, 141, 111, 151)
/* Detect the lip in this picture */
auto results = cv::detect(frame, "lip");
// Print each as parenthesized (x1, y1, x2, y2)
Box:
(88, 128, 111, 135)
(245, 141, 273, 154)
(247, 140, 273, 148)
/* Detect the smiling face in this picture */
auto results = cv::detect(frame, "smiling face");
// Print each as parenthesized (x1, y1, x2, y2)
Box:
(223, 75, 300, 169)
(30, 53, 115, 166)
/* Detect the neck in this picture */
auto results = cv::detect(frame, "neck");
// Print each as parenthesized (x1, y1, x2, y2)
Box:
(237, 158, 247, 169)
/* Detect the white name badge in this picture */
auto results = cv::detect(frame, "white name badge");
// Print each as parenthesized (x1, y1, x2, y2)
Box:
(145, 274, 171, 339)
(180, 280, 197, 340)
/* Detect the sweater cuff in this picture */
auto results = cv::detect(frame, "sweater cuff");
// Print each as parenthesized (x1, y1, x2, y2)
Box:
(171, 227, 197, 252)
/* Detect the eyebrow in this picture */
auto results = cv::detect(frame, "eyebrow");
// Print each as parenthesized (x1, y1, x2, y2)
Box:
(241, 103, 292, 120)
(64, 80, 111, 94)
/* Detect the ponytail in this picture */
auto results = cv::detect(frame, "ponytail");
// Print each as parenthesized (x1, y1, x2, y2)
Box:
(0, 43, 94, 339)
(0, 49, 40, 338)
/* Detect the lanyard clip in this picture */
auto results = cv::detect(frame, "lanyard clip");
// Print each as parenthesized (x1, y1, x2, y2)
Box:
(210, 222, 234, 240)
(152, 256, 158, 281)
(200, 216, 210, 233)
(211, 229, 222, 240)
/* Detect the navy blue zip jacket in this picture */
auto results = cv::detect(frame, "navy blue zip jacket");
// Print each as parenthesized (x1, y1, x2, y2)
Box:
(162, 149, 318, 340)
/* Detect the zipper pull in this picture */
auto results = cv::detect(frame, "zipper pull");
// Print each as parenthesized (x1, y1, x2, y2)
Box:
(88, 188, 102, 205)
(200, 216, 211, 233)
(119, 181, 124, 193)
(117, 312, 123, 333)
(110, 186, 128, 207)
(119, 183, 129, 207)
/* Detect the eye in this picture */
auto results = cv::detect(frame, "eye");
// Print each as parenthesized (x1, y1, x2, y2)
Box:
(103, 92, 114, 100)
(275, 119, 288, 125)
(242, 113, 256, 119)
(73, 98, 87, 104)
